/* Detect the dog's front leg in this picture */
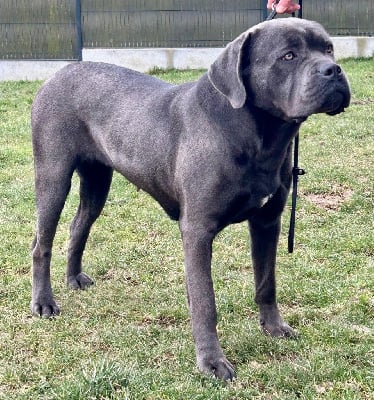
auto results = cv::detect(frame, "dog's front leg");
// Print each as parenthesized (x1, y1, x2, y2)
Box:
(180, 223, 236, 381)
(249, 217, 296, 338)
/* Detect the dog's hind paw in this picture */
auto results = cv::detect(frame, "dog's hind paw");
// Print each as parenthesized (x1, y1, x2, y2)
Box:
(67, 272, 94, 290)
(259, 304, 297, 338)
(261, 320, 297, 338)
(198, 355, 236, 381)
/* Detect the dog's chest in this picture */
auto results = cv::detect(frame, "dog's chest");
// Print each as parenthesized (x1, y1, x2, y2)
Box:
(222, 175, 279, 224)
(219, 149, 289, 224)
(259, 193, 273, 207)
(222, 131, 294, 223)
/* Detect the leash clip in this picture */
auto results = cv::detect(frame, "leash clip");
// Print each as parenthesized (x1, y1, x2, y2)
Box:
(267, 0, 280, 21)
(293, 167, 306, 176)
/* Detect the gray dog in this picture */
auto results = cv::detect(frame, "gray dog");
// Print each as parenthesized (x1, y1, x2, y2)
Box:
(31, 19, 350, 380)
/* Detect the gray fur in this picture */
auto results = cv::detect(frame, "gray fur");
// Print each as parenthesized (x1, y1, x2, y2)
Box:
(31, 19, 350, 380)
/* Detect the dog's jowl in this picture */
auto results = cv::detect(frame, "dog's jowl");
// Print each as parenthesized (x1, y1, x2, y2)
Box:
(31, 19, 350, 380)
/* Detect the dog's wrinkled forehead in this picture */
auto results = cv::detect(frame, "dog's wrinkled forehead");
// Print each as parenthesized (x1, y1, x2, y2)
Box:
(247, 19, 332, 56)
(250, 18, 330, 37)
(253, 18, 331, 48)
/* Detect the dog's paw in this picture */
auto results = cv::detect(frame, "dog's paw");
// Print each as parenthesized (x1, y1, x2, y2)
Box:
(67, 272, 94, 290)
(259, 305, 297, 338)
(198, 355, 236, 381)
(260, 319, 297, 338)
(31, 299, 60, 318)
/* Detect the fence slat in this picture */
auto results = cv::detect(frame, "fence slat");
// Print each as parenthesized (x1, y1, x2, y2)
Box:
(81, 1, 264, 48)
(0, 0, 79, 60)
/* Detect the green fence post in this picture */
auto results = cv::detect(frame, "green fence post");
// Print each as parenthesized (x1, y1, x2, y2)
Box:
(262, 0, 268, 20)
(76, 0, 83, 60)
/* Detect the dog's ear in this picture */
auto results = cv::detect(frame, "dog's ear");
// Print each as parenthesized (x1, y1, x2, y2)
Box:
(208, 29, 251, 109)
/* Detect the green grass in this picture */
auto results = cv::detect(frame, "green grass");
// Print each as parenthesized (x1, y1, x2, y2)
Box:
(0, 59, 373, 399)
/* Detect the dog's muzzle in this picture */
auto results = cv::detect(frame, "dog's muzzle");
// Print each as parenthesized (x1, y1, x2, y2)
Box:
(317, 61, 351, 115)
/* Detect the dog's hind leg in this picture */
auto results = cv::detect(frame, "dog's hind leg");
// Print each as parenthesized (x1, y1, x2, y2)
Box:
(66, 161, 113, 289)
(31, 163, 74, 318)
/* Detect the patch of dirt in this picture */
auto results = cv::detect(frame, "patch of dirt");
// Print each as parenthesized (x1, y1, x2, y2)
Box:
(351, 98, 374, 106)
(304, 185, 353, 211)
(101, 268, 139, 285)
(350, 324, 373, 335)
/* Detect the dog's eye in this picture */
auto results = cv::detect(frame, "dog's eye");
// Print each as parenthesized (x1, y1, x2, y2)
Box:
(282, 52, 296, 61)
(326, 44, 334, 55)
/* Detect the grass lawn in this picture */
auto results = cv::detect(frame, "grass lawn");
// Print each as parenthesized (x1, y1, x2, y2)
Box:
(0, 59, 373, 399)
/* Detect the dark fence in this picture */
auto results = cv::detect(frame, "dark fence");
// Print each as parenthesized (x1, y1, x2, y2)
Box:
(0, 0, 81, 60)
(0, 0, 373, 60)
(303, 0, 374, 36)
(82, 0, 264, 48)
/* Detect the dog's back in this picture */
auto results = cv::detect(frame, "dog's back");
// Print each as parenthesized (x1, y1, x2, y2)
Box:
(32, 62, 193, 216)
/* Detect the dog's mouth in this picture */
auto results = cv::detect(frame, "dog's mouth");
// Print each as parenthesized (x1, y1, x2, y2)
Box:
(283, 115, 308, 125)
(285, 81, 351, 122)
(322, 91, 350, 116)
(271, 86, 350, 125)
(290, 116, 308, 124)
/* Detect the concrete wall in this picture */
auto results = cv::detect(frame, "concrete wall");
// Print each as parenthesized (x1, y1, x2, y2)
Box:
(1, 37, 373, 81)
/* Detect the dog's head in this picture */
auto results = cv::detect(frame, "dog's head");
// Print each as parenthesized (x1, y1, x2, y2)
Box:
(208, 19, 351, 122)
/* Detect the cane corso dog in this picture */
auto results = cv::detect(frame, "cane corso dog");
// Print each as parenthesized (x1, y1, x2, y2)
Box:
(31, 19, 350, 380)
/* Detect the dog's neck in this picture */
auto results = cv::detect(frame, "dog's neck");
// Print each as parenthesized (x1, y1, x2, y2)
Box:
(242, 105, 301, 171)
(249, 104, 300, 143)
(197, 74, 301, 158)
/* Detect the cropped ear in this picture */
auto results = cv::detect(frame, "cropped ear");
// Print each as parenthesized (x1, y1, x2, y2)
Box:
(208, 29, 252, 109)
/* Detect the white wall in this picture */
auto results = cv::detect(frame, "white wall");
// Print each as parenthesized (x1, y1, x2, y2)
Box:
(1, 37, 373, 81)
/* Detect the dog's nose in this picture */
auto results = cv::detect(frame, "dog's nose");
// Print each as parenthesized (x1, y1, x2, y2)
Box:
(318, 62, 343, 78)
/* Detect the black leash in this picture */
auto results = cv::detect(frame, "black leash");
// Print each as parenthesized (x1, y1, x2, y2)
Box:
(288, 135, 305, 253)
(266, 0, 305, 253)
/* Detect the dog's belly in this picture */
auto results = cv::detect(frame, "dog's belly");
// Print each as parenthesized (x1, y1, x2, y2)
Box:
(145, 187, 180, 221)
